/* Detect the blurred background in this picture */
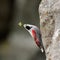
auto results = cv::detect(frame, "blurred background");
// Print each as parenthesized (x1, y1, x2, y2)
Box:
(0, 0, 46, 60)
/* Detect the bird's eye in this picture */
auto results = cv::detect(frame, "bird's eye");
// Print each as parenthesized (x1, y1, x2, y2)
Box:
(26, 26, 32, 30)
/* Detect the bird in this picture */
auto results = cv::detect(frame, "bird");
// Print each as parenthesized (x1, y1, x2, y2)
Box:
(23, 24, 44, 52)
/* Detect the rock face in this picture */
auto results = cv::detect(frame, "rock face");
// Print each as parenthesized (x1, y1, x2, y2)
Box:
(39, 0, 60, 60)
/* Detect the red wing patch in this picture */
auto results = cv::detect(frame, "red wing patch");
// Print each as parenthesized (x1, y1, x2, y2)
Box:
(32, 29, 36, 39)
(35, 39, 40, 47)
(32, 29, 40, 47)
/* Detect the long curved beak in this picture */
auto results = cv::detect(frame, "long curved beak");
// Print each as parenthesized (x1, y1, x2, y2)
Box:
(23, 24, 26, 28)
(23, 24, 27, 30)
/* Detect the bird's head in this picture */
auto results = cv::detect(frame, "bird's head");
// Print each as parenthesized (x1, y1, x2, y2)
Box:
(23, 24, 39, 38)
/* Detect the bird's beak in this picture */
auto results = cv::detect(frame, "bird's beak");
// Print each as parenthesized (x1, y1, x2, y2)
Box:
(23, 24, 29, 30)
(23, 24, 27, 29)
(23, 24, 26, 27)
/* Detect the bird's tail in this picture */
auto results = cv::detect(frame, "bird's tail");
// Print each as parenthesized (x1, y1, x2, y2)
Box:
(40, 46, 45, 53)
(41, 48, 44, 53)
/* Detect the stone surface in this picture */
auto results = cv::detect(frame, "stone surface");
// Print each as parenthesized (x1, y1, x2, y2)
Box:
(39, 0, 60, 60)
